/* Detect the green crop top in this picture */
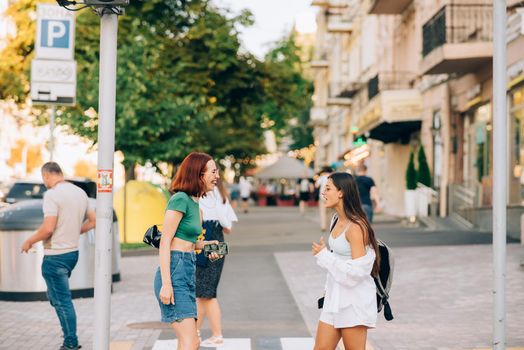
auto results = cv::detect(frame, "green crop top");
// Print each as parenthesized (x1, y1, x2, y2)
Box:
(166, 192, 202, 243)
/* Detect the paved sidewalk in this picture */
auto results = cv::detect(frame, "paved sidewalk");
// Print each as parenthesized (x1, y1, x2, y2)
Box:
(1, 206, 522, 350)
(275, 244, 524, 350)
(0, 254, 162, 350)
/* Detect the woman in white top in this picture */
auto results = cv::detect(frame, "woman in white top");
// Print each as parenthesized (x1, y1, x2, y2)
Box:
(312, 172, 380, 350)
(196, 179, 238, 346)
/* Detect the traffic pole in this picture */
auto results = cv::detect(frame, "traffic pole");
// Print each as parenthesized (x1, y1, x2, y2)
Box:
(93, 10, 118, 350)
(49, 105, 56, 161)
(492, 1, 507, 349)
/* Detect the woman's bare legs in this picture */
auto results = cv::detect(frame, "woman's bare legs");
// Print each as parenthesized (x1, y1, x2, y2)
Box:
(171, 318, 199, 350)
(340, 326, 367, 350)
(314, 321, 341, 350)
(196, 297, 223, 337)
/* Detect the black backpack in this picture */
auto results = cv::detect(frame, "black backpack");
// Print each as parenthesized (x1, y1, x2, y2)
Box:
(329, 215, 394, 321)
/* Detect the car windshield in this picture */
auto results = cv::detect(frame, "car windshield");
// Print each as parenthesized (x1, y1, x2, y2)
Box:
(6, 183, 47, 201)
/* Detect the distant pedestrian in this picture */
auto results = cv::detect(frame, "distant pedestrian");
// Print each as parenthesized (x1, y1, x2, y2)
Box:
(154, 152, 222, 350)
(238, 176, 252, 213)
(315, 166, 332, 231)
(355, 165, 380, 223)
(21, 162, 96, 350)
(196, 179, 238, 346)
(229, 181, 240, 209)
(298, 176, 312, 215)
(312, 172, 380, 350)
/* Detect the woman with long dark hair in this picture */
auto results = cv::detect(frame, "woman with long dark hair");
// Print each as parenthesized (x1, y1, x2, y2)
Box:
(312, 172, 380, 350)
(154, 152, 221, 350)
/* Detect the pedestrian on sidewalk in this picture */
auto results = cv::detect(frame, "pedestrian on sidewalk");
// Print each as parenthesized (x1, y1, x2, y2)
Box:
(298, 175, 312, 216)
(312, 172, 381, 350)
(20, 162, 96, 350)
(315, 166, 332, 231)
(238, 176, 252, 213)
(154, 152, 222, 350)
(196, 178, 238, 346)
(355, 164, 380, 223)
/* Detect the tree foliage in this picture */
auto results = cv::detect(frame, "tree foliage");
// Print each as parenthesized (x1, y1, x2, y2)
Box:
(416, 145, 431, 187)
(262, 34, 314, 150)
(406, 150, 417, 190)
(0, 0, 314, 172)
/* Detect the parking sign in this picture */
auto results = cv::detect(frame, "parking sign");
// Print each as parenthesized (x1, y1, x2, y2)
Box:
(31, 4, 76, 105)
(35, 4, 75, 60)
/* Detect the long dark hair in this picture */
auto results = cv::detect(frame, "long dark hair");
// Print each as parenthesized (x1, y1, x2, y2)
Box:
(328, 172, 381, 277)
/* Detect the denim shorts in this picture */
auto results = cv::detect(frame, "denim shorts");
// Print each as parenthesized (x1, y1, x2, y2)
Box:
(154, 251, 197, 323)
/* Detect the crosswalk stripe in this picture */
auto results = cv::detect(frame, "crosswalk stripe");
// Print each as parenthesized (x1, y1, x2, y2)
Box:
(280, 337, 315, 350)
(152, 338, 251, 350)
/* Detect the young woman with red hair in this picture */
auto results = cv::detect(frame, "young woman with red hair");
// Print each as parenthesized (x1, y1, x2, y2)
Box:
(154, 152, 221, 350)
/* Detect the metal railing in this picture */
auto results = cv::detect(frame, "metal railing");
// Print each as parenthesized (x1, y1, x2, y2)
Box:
(416, 182, 439, 218)
(448, 183, 481, 226)
(422, 2, 492, 57)
(367, 71, 416, 100)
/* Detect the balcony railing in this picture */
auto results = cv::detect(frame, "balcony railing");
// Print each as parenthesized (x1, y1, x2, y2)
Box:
(422, 3, 492, 57)
(367, 71, 416, 101)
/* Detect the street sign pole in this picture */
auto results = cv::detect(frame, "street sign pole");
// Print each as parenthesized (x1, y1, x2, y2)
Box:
(49, 105, 56, 161)
(492, 1, 507, 349)
(93, 10, 118, 350)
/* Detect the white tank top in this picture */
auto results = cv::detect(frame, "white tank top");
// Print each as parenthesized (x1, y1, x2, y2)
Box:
(328, 224, 351, 257)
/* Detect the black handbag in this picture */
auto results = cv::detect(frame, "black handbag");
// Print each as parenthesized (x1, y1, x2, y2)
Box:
(143, 225, 162, 248)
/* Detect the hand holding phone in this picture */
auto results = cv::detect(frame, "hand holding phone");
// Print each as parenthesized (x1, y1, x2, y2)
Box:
(203, 242, 228, 257)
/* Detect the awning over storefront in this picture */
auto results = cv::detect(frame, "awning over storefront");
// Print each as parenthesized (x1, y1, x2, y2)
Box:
(255, 156, 314, 179)
(356, 89, 422, 144)
(368, 120, 422, 144)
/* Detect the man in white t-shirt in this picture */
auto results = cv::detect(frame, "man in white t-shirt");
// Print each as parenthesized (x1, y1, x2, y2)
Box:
(238, 176, 252, 213)
(21, 162, 96, 350)
(315, 166, 332, 231)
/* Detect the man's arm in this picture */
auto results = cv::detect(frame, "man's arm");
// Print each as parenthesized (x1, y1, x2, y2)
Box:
(80, 209, 96, 234)
(21, 216, 57, 253)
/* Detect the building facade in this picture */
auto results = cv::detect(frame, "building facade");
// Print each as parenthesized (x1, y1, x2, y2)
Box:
(310, 0, 524, 237)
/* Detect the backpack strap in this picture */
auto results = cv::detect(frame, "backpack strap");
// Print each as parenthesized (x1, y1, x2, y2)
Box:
(329, 214, 338, 233)
(383, 300, 394, 321)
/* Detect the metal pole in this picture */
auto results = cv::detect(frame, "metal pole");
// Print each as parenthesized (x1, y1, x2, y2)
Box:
(49, 105, 56, 161)
(492, 1, 507, 349)
(93, 11, 118, 350)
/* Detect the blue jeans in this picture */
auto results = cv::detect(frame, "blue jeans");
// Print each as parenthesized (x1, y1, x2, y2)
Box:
(42, 251, 79, 348)
(154, 251, 197, 323)
(362, 204, 374, 223)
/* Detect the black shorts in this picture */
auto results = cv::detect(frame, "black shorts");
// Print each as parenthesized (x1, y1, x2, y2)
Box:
(299, 191, 310, 201)
(241, 196, 249, 202)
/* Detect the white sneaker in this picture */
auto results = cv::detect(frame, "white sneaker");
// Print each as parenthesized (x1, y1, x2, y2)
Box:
(200, 335, 224, 347)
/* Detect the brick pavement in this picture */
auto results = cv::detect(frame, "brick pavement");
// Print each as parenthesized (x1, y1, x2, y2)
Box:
(1, 206, 523, 350)
(275, 244, 524, 350)
(0, 254, 161, 350)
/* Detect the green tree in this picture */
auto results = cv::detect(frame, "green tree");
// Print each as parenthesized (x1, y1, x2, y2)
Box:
(0, 0, 314, 173)
(0, 0, 38, 103)
(261, 33, 314, 150)
(417, 145, 432, 187)
(406, 150, 417, 190)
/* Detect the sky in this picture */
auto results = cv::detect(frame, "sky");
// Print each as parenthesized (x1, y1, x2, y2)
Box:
(213, 0, 317, 59)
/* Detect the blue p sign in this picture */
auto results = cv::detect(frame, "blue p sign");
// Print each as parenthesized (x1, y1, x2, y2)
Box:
(41, 20, 70, 49)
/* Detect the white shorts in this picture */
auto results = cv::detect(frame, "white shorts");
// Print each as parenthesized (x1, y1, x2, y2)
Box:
(319, 305, 376, 329)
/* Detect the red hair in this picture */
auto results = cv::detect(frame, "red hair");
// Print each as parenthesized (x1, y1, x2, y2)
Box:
(170, 152, 213, 197)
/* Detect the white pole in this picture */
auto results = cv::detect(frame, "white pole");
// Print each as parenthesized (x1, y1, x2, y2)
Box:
(492, 1, 507, 349)
(49, 105, 56, 161)
(93, 11, 118, 350)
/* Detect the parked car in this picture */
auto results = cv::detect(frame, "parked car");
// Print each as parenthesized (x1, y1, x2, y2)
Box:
(3, 178, 96, 204)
